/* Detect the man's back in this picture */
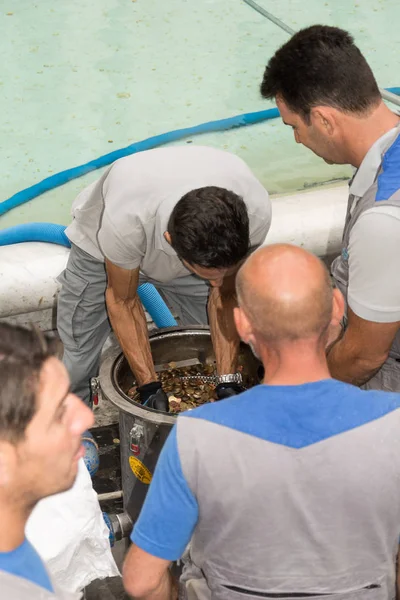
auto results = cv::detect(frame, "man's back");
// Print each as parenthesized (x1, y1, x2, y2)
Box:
(133, 379, 400, 599)
(65, 145, 270, 272)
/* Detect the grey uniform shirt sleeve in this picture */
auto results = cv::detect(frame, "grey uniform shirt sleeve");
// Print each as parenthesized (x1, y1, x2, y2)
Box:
(97, 209, 145, 270)
(248, 186, 272, 248)
(348, 206, 400, 323)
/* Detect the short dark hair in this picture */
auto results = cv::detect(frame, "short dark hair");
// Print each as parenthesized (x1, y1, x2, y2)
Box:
(167, 186, 250, 269)
(261, 25, 381, 122)
(0, 323, 59, 443)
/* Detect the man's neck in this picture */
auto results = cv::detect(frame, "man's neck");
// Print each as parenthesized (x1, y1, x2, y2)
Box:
(344, 103, 400, 168)
(0, 499, 29, 552)
(259, 342, 331, 386)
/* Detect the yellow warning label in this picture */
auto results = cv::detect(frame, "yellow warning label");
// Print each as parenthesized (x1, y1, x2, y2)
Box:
(129, 456, 152, 484)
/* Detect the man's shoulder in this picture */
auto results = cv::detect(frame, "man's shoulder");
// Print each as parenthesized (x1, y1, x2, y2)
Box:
(376, 132, 400, 203)
(0, 571, 43, 600)
(0, 569, 79, 600)
(177, 381, 400, 449)
(350, 199, 400, 245)
(180, 385, 262, 418)
(353, 132, 400, 209)
(357, 387, 400, 409)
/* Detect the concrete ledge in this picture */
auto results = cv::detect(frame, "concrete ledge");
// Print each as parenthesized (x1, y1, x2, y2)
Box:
(0, 183, 348, 321)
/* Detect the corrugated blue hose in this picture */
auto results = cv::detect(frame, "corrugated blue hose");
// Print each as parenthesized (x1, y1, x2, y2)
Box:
(137, 283, 177, 327)
(0, 94, 398, 326)
(0, 222, 71, 246)
(0, 107, 281, 327)
(0, 107, 280, 217)
(0, 224, 177, 326)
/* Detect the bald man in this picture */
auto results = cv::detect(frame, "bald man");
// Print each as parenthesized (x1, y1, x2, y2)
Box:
(123, 244, 400, 600)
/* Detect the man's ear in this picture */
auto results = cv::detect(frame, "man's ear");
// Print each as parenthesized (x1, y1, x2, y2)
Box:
(332, 287, 345, 325)
(310, 106, 337, 136)
(234, 306, 252, 343)
(164, 231, 172, 245)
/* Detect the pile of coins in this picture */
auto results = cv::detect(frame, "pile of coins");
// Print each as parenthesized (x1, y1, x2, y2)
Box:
(162, 363, 217, 413)
(127, 363, 217, 413)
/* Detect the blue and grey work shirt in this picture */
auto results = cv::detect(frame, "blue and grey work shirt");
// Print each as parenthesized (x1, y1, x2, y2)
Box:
(131, 379, 400, 600)
(331, 122, 400, 390)
(0, 539, 78, 599)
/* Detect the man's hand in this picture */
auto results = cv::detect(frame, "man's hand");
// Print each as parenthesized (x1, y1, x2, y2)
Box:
(215, 382, 245, 400)
(137, 382, 169, 412)
(327, 307, 400, 386)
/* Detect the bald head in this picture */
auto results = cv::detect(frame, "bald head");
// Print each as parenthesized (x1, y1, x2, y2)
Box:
(236, 244, 333, 344)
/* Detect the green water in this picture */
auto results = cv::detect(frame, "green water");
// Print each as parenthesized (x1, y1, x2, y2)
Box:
(1, 0, 399, 229)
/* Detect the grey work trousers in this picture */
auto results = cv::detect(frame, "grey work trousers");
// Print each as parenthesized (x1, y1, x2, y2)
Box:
(57, 244, 209, 404)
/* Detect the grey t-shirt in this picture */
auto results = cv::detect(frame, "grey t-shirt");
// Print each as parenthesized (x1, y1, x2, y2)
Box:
(65, 146, 271, 283)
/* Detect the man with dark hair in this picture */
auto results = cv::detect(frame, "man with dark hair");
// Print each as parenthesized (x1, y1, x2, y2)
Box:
(167, 186, 250, 271)
(0, 322, 94, 599)
(123, 244, 400, 599)
(261, 25, 400, 391)
(58, 146, 271, 408)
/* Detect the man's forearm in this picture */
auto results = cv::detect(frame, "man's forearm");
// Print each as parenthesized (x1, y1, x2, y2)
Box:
(208, 286, 240, 374)
(106, 289, 157, 386)
(327, 337, 383, 386)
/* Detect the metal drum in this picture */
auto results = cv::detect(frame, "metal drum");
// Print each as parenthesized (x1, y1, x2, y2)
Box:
(98, 326, 260, 522)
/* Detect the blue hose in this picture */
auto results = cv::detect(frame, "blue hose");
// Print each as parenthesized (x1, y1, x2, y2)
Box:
(0, 222, 177, 326)
(137, 283, 177, 327)
(1, 90, 399, 217)
(0, 229, 177, 328)
(0, 107, 280, 217)
(1, 90, 398, 217)
(0, 221, 176, 326)
(0, 107, 280, 328)
(0, 94, 398, 327)
(0, 222, 71, 247)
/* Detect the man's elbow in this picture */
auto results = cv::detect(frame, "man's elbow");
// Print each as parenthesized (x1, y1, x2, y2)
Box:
(106, 287, 136, 311)
(123, 571, 153, 598)
(352, 350, 389, 374)
(123, 560, 164, 599)
(328, 338, 389, 384)
(123, 578, 153, 599)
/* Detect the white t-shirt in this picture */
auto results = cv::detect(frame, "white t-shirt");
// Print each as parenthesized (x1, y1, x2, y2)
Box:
(66, 146, 271, 283)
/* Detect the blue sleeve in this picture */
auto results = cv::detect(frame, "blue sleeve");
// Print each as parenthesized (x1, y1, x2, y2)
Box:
(131, 424, 199, 560)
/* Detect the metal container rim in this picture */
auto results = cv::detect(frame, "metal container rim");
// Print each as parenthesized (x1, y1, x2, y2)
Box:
(98, 326, 212, 424)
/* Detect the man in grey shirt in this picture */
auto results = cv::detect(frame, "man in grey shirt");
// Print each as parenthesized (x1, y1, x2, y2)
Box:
(260, 25, 400, 392)
(58, 145, 271, 407)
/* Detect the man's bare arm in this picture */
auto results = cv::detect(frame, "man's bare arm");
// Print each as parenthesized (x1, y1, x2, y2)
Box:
(123, 544, 175, 600)
(105, 261, 156, 386)
(208, 273, 240, 375)
(327, 306, 400, 386)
